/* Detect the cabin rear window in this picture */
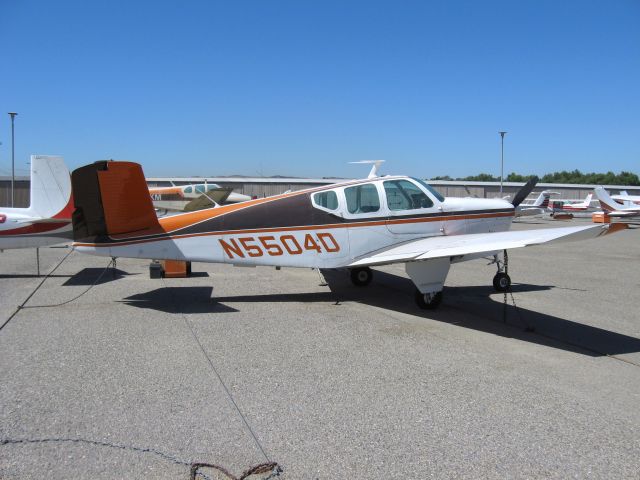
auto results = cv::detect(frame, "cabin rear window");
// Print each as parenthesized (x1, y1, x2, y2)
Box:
(313, 191, 339, 210)
(345, 184, 380, 214)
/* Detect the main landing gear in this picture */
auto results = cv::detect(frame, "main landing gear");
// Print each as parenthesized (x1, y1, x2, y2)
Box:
(491, 250, 512, 292)
(350, 267, 373, 287)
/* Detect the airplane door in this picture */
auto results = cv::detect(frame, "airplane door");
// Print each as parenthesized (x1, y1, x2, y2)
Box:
(382, 179, 443, 236)
(342, 182, 393, 259)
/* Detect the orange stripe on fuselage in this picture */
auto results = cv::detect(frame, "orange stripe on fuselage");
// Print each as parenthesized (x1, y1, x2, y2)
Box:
(74, 211, 514, 248)
(148, 186, 184, 196)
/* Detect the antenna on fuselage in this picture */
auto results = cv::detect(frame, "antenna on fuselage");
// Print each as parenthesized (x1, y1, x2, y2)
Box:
(350, 160, 385, 179)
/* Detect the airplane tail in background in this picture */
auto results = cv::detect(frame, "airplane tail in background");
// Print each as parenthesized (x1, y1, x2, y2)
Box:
(594, 187, 623, 212)
(580, 193, 593, 208)
(28, 155, 73, 219)
(539, 194, 551, 208)
(72, 161, 161, 242)
(532, 191, 556, 208)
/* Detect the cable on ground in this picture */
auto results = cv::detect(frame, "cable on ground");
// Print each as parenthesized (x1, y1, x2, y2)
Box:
(21, 257, 116, 309)
(0, 248, 73, 333)
(0, 437, 281, 480)
(161, 278, 275, 467)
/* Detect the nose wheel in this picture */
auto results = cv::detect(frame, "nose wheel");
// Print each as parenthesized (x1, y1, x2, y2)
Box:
(491, 249, 512, 292)
(350, 267, 373, 286)
(493, 272, 511, 292)
(415, 289, 443, 309)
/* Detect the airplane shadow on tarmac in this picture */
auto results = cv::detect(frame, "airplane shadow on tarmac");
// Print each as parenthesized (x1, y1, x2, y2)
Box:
(63, 268, 133, 286)
(120, 286, 238, 314)
(121, 270, 640, 359)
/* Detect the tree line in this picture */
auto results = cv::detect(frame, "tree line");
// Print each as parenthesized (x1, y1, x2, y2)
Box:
(431, 170, 640, 185)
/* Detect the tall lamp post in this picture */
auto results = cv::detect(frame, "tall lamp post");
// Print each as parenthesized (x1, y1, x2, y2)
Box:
(8, 112, 18, 207)
(499, 131, 507, 194)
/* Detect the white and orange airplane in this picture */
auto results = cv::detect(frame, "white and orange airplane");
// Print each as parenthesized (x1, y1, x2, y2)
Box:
(594, 186, 640, 219)
(71, 160, 614, 309)
(0, 155, 73, 250)
(149, 182, 251, 212)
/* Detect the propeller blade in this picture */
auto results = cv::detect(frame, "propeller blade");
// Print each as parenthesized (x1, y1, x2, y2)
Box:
(511, 176, 539, 207)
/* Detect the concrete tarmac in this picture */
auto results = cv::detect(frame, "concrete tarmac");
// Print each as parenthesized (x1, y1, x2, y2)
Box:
(1, 219, 639, 479)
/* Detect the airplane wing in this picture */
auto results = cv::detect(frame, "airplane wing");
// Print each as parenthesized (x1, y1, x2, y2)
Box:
(183, 189, 233, 212)
(16, 218, 71, 224)
(348, 225, 610, 267)
(604, 210, 640, 218)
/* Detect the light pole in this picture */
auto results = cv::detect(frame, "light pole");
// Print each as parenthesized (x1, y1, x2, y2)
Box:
(8, 112, 18, 207)
(499, 131, 507, 194)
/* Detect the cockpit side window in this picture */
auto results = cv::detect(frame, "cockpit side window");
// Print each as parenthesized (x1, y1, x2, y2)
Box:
(184, 186, 193, 193)
(384, 179, 433, 210)
(312, 190, 339, 211)
(345, 183, 380, 214)
(195, 184, 206, 193)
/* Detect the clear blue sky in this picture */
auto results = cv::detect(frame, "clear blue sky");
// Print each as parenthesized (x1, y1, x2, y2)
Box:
(1, 0, 638, 179)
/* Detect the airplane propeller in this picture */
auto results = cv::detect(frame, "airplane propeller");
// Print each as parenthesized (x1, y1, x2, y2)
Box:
(510, 176, 539, 208)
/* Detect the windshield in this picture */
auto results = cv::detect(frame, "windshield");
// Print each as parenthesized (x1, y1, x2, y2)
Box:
(413, 178, 445, 202)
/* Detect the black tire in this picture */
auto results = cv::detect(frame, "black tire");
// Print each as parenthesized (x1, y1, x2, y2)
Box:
(493, 272, 511, 292)
(350, 267, 373, 287)
(415, 289, 443, 310)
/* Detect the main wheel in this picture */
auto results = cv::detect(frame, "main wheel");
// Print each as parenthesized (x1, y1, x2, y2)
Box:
(493, 272, 511, 292)
(350, 267, 373, 287)
(415, 289, 443, 310)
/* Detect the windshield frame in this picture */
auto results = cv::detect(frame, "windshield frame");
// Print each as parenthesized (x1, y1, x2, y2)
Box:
(412, 177, 445, 202)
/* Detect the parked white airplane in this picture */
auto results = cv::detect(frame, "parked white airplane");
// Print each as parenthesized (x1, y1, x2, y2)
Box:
(70, 161, 614, 309)
(516, 190, 559, 217)
(548, 193, 594, 212)
(612, 190, 640, 206)
(594, 187, 640, 218)
(0, 155, 73, 249)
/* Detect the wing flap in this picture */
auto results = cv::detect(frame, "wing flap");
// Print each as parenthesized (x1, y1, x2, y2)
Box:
(349, 225, 610, 267)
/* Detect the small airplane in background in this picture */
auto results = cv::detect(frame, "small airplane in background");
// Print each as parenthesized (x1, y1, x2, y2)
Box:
(70, 160, 615, 309)
(594, 187, 640, 219)
(515, 190, 559, 217)
(0, 155, 73, 249)
(548, 193, 594, 212)
(149, 182, 252, 212)
(612, 191, 640, 206)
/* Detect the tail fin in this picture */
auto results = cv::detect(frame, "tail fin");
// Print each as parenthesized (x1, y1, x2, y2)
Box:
(28, 155, 73, 219)
(594, 187, 623, 212)
(582, 193, 593, 208)
(530, 191, 545, 207)
(539, 193, 550, 208)
(72, 161, 160, 241)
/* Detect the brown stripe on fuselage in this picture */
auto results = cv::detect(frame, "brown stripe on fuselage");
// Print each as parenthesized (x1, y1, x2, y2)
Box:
(74, 210, 514, 248)
(148, 176, 396, 236)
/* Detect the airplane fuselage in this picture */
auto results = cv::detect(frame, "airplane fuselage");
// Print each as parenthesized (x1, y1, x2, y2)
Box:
(75, 176, 515, 268)
(0, 207, 72, 249)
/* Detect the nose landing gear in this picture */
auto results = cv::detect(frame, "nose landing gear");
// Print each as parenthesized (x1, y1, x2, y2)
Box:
(491, 250, 512, 292)
(493, 272, 511, 292)
(415, 289, 443, 309)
